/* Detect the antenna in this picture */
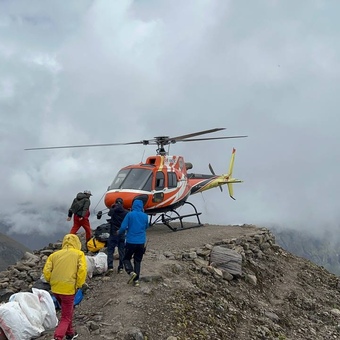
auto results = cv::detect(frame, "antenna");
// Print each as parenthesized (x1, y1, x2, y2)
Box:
(141, 149, 146, 163)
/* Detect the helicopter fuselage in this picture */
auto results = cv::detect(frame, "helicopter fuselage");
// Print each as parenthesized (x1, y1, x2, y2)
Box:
(103, 150, 241, 214)
(104, 154, 193, 213)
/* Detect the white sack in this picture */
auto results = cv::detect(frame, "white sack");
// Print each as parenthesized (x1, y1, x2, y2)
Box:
(32, 288, 58, 330)
(86, 255, 96, 278)
(0, 301, 41, 340)
(9, 292, 45, 333)
(93, 252, 108, 275)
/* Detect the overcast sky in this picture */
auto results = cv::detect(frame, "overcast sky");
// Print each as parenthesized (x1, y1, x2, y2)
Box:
(1, 0, 339, 248)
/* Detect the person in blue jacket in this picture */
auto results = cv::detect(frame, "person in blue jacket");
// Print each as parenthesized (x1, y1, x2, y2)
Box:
(118, 199, 149, 286)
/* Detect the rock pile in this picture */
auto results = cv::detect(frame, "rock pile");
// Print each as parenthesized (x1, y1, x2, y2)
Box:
(0, 244, 59, 303)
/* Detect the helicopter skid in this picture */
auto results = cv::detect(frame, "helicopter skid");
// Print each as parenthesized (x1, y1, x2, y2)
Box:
(149, 201, 203, 232)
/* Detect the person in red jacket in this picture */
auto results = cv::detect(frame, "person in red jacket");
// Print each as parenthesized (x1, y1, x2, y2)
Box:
(67, 190, 92, 242)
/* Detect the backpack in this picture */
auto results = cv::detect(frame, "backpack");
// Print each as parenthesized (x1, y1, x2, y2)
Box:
(71, 198, 86, 216)
(87, 237, 106, 253)
(94, 223, 110, 242)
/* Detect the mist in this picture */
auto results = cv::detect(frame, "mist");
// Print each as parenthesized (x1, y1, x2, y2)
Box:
(1, 1, 340, 249)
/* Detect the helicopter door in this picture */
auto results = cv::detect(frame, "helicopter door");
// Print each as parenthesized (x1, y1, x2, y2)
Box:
(153, 171, 165, 203)
(167, 172, 177, 188)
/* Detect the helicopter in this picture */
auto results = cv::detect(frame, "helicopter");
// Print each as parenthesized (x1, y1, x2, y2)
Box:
(25, 128, 247, 231)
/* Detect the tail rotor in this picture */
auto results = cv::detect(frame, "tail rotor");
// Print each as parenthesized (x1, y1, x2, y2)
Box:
(209, 163, 223, 192)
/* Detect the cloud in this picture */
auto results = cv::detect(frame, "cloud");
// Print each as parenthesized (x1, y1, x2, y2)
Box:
(1, 0, 340, 247)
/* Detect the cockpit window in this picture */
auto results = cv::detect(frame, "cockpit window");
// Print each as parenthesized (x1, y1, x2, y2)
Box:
(109, 169, 129, 189)
(109, 168, 152, 191)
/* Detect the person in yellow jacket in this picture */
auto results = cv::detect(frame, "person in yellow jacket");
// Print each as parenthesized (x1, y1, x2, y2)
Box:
(43, 234, 87, 340)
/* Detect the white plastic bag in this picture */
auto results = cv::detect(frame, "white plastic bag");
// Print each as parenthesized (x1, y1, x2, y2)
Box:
(32, 288, 58, 330)
(0, 301, 41, 340)
(93, 252, 108, 275)
(9, 292, 45, 333)
(86, 255, 96, 278)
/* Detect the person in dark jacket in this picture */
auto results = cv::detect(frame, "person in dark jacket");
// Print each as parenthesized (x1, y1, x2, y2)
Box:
(118, 199, 149, 286)
(107, 197, 129, 274)
(67, 190, 92, 242)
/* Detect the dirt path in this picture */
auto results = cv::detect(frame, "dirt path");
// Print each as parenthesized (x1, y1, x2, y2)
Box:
(146, 223, 260, 251)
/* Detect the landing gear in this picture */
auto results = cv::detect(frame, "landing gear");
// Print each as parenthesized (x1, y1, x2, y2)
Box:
(149, 201, 203, 231)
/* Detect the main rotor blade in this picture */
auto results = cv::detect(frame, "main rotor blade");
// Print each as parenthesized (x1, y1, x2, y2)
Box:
(24, 141, 143, 151)
(24, 128, 247, 150)
(167, 128, 226, 142)
(179, 135, 248, 142)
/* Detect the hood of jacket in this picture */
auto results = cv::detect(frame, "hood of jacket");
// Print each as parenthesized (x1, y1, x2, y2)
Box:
(76, 192, 89, 200)
(132, 199, 144, 212)
(62, 234, 81, 250)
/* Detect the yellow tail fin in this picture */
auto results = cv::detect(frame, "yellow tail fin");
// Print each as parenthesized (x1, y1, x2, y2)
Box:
(226, 148, 242, 200)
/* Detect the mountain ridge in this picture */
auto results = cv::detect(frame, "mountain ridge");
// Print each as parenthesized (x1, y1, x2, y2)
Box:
(272, 226, 340, 275)
(0, 231, 31, 271)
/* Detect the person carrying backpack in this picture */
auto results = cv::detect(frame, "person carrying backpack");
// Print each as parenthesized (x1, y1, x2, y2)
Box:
(107, 197, 129, 274)
(118, 199, 149, 286)
(67, 190, 93, 243)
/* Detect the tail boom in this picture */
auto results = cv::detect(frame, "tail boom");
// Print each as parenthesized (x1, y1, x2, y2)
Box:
(188, 148, 242, 199)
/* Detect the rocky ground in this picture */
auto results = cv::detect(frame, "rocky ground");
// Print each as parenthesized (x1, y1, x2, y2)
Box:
(2, 223, 340, 340)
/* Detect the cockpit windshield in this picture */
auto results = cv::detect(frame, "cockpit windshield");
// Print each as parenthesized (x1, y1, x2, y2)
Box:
(109, 168, 153, 191)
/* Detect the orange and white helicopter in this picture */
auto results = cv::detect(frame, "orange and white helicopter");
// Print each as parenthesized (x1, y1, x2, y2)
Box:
(26, 128, 247, 231)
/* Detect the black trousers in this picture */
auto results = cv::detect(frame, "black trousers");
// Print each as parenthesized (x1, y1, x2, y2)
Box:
(123, 242, 145, 281)
(107, 234, 125, 270)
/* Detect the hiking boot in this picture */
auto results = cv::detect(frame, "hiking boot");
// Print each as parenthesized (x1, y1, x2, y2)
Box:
(66, 333, 78, 340)
(127, 272, 137, 284)
(81, 282, 89, 293)
(106, 268, 114, 276)
(118, 268, 123, 274)
(134, 280, 140, 287)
